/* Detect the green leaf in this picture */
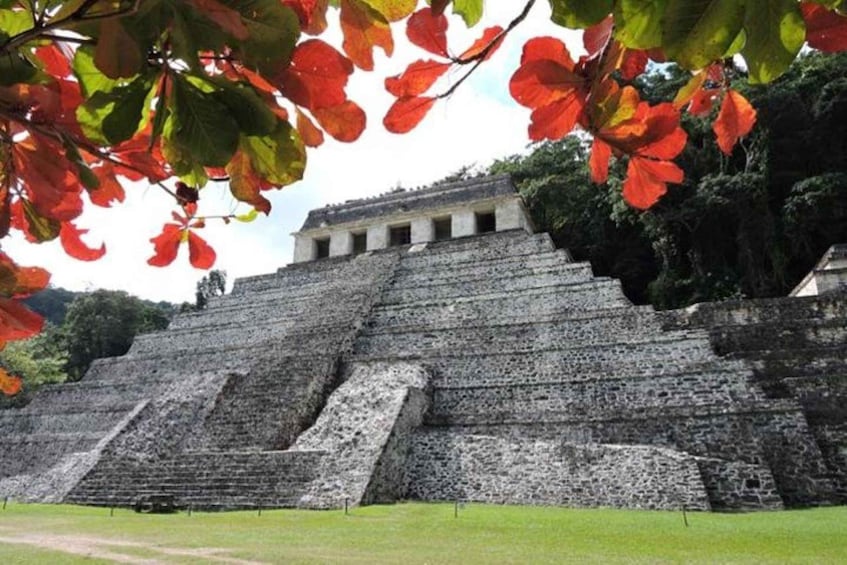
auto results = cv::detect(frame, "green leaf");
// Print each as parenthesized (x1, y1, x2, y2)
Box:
(235, 209, 259, 223)
(211, 80, 277, 137)
(168, 75, 239, 168)
(21, 200, 60, 242)
(742, 0, 805, 84)
(241, 120, 305, 187)
(0, 50, 36, 86)
(615, 0, 668, 49)
(662, 0, 746, 70)
(102, 78, 150, 145)
(549, 0, 612, 28)
(72, 47, 122, 97)
(453, 0, 484, 27)
(0, 8, 33, 37)
(232, 0, 300, 74)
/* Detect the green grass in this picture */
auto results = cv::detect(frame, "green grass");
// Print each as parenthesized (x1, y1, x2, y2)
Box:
(0, 502, 845, 563)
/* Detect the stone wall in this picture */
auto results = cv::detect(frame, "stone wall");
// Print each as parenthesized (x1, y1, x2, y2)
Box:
(407, 431, 711, 510)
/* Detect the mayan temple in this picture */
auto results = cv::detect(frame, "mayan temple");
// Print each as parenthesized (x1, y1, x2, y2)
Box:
(1, 175, 844, 511)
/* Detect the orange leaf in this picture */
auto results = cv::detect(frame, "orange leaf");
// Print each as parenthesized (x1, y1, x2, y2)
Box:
(296, 108, 325, 148)
(188, 231, 216, 270)
(186, 0, 249, 39)
(313, 101, 367, 142)
(713, 89, 757, 155)
(340, 0, 394, 71)
(459, 26, 505, 61)
(0, 253, 50, 299)
(227, 150, 273, 214)
(673, 72, 707, 110)
(384, 96, 436, 134)
(623, 157, 683, 209)
(0, 297, 45, 342)
(278, 39, 354, 110)
(11, 134, 83, 222)
(147, 224, 182, 267)
(406, 8, 449, 57)
(59, 222, 106, 261)
(88, 162, 126, 207)
(385, 59, 450, 97)
(688, 88, 718, 116)
(800, 2, 847, 52)
(0, 367, 22, 396)
(589, 138, 613, 183)
(528, 92, 584, 141)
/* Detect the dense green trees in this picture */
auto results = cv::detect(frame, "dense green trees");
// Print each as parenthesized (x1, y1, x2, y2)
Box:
(494, 52, 847, 309)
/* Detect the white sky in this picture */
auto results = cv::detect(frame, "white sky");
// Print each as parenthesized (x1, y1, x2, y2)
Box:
(7, 3, 583, 304)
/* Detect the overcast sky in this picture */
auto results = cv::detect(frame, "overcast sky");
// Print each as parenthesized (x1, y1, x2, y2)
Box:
(8, 3, 583, 304)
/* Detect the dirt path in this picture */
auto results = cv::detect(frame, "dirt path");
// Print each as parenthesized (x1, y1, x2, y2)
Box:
(0, 530, 267, 564)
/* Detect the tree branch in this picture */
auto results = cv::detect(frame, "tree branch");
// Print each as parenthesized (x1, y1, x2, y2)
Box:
(437, 0, 536, 100)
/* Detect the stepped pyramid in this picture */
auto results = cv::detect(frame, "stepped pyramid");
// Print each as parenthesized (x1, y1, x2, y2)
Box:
(1, 175, 843, 511)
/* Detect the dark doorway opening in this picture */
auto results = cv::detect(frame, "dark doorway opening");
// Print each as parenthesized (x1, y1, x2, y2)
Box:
(389, 224, 411, 246)
(434, 217, 452, 241)
(315, 238, 330, 259)
(476, 211, 496, 234)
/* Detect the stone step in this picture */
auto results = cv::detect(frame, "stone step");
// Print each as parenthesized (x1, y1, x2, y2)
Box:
(0, 407, 134, 435)
(364, 306, 664, 340)
(392, 252, 590, 285)
(398, 233, 555, 269)
(380, 277, 628, 308)
(708, 319, 847, 354)
(351, 335, 731, 384)
(128, 319, 357, 357)
(355, 315, 708, 358)
(429, 369, 768, 420)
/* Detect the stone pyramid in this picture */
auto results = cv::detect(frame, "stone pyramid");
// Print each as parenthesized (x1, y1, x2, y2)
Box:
(0, 175, 843, 511)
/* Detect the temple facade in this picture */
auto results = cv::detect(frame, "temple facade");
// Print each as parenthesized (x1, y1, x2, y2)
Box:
(291, 175, 533, 262)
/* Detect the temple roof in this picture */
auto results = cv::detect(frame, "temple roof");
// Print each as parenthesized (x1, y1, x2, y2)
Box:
(298, 174, 517, 231)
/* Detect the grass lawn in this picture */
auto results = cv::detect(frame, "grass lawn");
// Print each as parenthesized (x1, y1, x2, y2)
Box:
(0, 502, 845, 564)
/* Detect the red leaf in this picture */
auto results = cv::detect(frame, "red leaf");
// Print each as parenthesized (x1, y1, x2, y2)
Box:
(0, 253, 50, 299)
(34, 44, 72, 77)
(11, 134, 83, 222)
(620, 50, 649, 81)
(801, 2, 847, 52)
(528, 92, 584, 141)
(623, 157, 683, 209)
(688, 88, 718, 116)
(384, 96, 436, 133)
(147, 224, 182, 267)
(0, 367, 22, 396)
(0, 297, 45, 342)
(312, 101, 367, 142)
(459, 26, 505, 61)
(385, 59, 450, 97)
(188, 231, 216, 270)
(278, 39, 354, 110)
(88, 163, 126, 207)
(583, 16, 613, 58)
(406, 8, 449, 57)
(520, 37, 576, 69)
(60, 222, 106, 261)
(509, 59, 585, 109)
(186, 0, 249, 39)
(589, 137, 613, 183)
(296, 109, 325, 148)
(713, 89, 757, 155)
(340, 0, 394, 71)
